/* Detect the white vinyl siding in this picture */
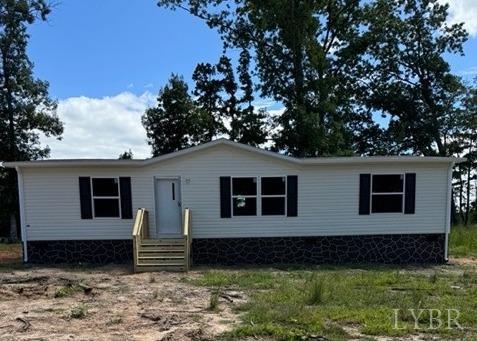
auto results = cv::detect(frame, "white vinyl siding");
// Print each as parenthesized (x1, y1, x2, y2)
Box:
(21, 144, 449, 240)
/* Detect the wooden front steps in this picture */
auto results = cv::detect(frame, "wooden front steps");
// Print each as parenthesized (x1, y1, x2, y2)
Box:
(133, 208, 192, 273)
(135, 238, 187, 272)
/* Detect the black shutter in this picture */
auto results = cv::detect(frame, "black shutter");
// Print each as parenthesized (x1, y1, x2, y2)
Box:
(220, 177, 231, 218)
(287, 175, 298, 217)
(404, 173, 416, 214)
(79, 177, 92, 219)
(359, 174, 371, 215)
(119, 177, 133, 219)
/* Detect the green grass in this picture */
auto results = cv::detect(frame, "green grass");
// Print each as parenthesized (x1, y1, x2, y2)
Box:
(193, 268, 477, 340)
(450, 225, 477, 258)
(0, 243, 21, 252)
(54, 284, 83, 298)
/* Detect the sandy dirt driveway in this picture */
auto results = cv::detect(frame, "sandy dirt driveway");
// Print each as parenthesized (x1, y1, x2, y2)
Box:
(0, 266, 244, 340)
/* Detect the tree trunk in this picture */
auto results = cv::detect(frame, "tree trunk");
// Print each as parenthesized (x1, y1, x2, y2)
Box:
(9, 213, 17, 241)
(465, 164, 471, 226)
(458, 166, 464, 223)
(451, 189, 457, 225)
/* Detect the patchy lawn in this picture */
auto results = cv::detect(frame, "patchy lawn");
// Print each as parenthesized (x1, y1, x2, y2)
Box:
(191, 262, 477, 340)
(450, 225, 477, 258)
(0, 226, 476, 340)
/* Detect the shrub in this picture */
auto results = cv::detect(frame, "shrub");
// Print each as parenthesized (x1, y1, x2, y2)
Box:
(306, 276, 325, 305)
(70, 305, 87, 319)
(208, 288, 220, 311)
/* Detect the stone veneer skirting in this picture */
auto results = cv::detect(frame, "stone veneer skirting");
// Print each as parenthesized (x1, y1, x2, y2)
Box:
(27, 240, 133, 264)
(26, 234, 446, 265)
(191, 234, 446, 265)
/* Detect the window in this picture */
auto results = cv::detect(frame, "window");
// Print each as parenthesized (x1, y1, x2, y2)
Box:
(92, 178, 120, 217)
(261, 177, 286, 215)
(371, 174, 403, 213)
(232, 177, 257, 216)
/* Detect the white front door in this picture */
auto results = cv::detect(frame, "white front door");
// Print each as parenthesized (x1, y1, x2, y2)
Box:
(156, 178, 182, 235)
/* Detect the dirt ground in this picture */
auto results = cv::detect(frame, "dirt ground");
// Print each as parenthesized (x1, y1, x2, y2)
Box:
(0, 244, 476, 341)
(0, 244, 22, 263)
(0, 266, 245, 340)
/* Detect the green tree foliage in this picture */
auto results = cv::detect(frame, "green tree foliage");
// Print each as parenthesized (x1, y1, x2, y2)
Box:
(192, 62, 224, 142)
(118, 149, 134, 159)
(191, 54, 267, 146)
(158, 0, 469, 159)
(142, 74, 199, 156)
(454, 82, 477, 225)
(158, 0, 368, 156)
(234, 49, 267, 146)
(216, 55, 239, 136)
(362, 0, 468, 156)
(0, 0, 63, 238)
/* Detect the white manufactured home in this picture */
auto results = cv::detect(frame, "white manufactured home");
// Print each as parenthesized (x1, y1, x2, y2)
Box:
(4, 139, 463, 271)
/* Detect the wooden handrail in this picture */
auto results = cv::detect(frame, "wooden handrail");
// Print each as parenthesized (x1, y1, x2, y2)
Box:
(182, 208, 191, 271)
(132, 208, 148, 272)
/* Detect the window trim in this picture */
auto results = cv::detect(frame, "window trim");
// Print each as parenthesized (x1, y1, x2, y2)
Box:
(261, 176, 287, 216)
(230, 176, 288, 217)
(370, 173, 405, 214)
(90, 177, 122, 219)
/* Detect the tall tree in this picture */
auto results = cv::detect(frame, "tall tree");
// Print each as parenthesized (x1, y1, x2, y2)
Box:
(362, 0, 468, 156)
(234, 49, 267, 146)
(216, 55, 239, 137)
(142, 74, 198, 156)
(158, 0, 368, 157)
(191, 54, 267, 146)
(192, 63, 224, 142)
(0, 0, 63, 238)
(458, 82, 477, 225)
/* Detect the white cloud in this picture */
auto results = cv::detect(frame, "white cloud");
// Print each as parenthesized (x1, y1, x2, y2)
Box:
(439, 0, 477, 36)
(144, 83, 154, 89)
(41, 92, 155, 159)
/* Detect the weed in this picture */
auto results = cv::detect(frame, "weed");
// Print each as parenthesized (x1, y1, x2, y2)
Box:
(429, 272, 438, 284)
(55, 284, 81, 298)
(306, 275, 325, 305)
(69, 304, 87, 319)
(208, 287, 221, 311)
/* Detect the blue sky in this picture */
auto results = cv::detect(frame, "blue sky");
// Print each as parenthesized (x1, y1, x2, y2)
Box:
(28, 0, 477, 159)
(28, 0, 225, 99)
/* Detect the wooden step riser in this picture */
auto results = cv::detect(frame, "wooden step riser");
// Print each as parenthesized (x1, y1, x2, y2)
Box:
(142, 239, 185, 245)
(138, 261, 185, 265)
(138, 253, 185, 259)
(139, 246, 185, 251)
(137, 260, 185, 267)
(135, 266, 186, 272)
(138, 255, 184, 261)
(139, 248, 185, 252)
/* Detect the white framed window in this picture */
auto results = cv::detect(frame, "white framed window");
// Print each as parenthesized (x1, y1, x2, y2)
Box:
(231, 177, 257, 216)
(91, 178, 121, 218)
(261, 176, 286, 215)
(371, 174, 404, 213)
